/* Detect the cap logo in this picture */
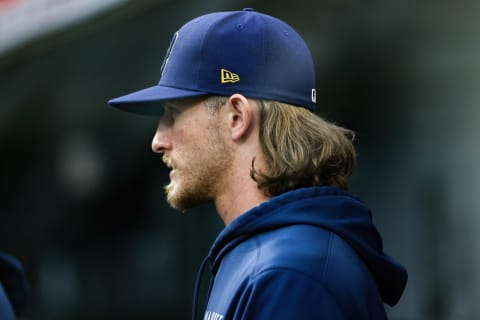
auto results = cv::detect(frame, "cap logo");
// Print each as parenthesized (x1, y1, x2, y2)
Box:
(160, 31, 179, 76)
(311, 89, 316, 103)
(221, 68, 240, 84)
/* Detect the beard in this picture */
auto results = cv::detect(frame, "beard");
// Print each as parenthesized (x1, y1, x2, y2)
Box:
(163, 126, 232, 211)
(164, 174, 212, 211)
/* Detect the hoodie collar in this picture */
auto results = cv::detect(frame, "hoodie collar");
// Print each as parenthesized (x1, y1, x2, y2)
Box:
(207, 186, 407, 306)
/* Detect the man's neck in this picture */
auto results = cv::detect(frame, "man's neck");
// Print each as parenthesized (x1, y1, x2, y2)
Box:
(214, 154, 270, 225)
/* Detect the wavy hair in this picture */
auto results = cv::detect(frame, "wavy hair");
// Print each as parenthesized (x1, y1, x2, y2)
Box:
(204, 96, 356, 196)
(253, 100, 356, 196)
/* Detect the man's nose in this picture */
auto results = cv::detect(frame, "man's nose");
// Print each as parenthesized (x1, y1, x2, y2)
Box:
(151, 122, 172, 154)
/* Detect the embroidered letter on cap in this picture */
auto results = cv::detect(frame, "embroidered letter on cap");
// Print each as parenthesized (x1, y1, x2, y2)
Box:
(160, 31, 179, 76)
(221, 69, 240, 83)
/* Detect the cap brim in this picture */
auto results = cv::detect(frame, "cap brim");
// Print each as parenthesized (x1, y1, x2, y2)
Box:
(108, 85, 209, 115)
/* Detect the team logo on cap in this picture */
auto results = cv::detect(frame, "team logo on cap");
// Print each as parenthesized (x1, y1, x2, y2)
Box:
(160, 31, 179, 76)
(221, 69, 240, 83)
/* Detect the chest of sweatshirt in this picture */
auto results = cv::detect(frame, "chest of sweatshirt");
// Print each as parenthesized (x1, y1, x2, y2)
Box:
(205, 224, 334, 316)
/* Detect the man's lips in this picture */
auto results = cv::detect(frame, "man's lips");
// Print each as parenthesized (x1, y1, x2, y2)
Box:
(162, 155, 177, 179)
(162, 155, 174, 169)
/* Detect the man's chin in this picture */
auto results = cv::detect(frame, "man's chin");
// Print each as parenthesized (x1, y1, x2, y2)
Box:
(167, 196, 204, 212)
(165, 185, 205, 211)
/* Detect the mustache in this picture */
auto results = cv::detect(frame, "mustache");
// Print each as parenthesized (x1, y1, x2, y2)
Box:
(162, 154, 174, 168)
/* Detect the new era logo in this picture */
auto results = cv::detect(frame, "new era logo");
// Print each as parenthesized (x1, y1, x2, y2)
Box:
(221, 68, 240, 83)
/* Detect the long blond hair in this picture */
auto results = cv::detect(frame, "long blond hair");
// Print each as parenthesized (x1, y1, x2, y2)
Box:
(252, 100, 356, 196)
(204, 96, 356, 196)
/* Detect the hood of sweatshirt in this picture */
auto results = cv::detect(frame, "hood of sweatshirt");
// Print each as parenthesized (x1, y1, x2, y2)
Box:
(207, 186, 407, 306)
(0, 252, 29, 317)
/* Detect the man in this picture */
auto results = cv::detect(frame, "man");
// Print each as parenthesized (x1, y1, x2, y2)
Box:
(109, 8, 407, 319)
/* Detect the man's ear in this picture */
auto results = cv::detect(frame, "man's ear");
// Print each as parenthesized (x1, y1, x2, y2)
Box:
(228, 94, 255, 141)
(228, 93, 254, 140)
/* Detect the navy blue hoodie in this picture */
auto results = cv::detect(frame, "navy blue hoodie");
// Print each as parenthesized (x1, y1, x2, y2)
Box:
(195, 186, 407, 320)
(0, 252, 29, 320)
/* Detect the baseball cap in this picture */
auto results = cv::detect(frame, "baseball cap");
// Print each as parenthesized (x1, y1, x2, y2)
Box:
(108, 8, 316, 114)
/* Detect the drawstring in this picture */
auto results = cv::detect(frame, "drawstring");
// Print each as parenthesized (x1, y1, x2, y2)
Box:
(192, 255, 211, 320)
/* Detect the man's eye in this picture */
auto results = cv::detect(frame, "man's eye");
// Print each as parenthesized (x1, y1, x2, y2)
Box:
(162, 106, 180, 123)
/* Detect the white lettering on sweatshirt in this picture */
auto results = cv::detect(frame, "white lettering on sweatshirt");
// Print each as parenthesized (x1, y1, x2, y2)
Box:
(203, 311, 224, 320)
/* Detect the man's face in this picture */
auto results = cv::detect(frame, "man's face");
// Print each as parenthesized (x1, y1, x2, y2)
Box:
(151, 98, 232, 211)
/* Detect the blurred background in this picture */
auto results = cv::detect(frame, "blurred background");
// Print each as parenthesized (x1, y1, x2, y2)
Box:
(1, 0, 479, 319)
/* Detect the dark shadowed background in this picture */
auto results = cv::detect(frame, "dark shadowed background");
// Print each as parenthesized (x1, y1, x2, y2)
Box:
(1, 0, 480, 319)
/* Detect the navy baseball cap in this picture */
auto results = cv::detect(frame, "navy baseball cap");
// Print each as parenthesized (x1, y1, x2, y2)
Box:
(108, 8, 317, 114)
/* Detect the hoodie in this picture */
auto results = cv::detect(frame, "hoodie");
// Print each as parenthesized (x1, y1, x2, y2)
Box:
(195, 186, 407, 320)
(0, 252, 29, 320)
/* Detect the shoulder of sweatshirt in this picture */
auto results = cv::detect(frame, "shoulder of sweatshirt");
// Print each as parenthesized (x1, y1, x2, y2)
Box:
(249, 224, 382, 296)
